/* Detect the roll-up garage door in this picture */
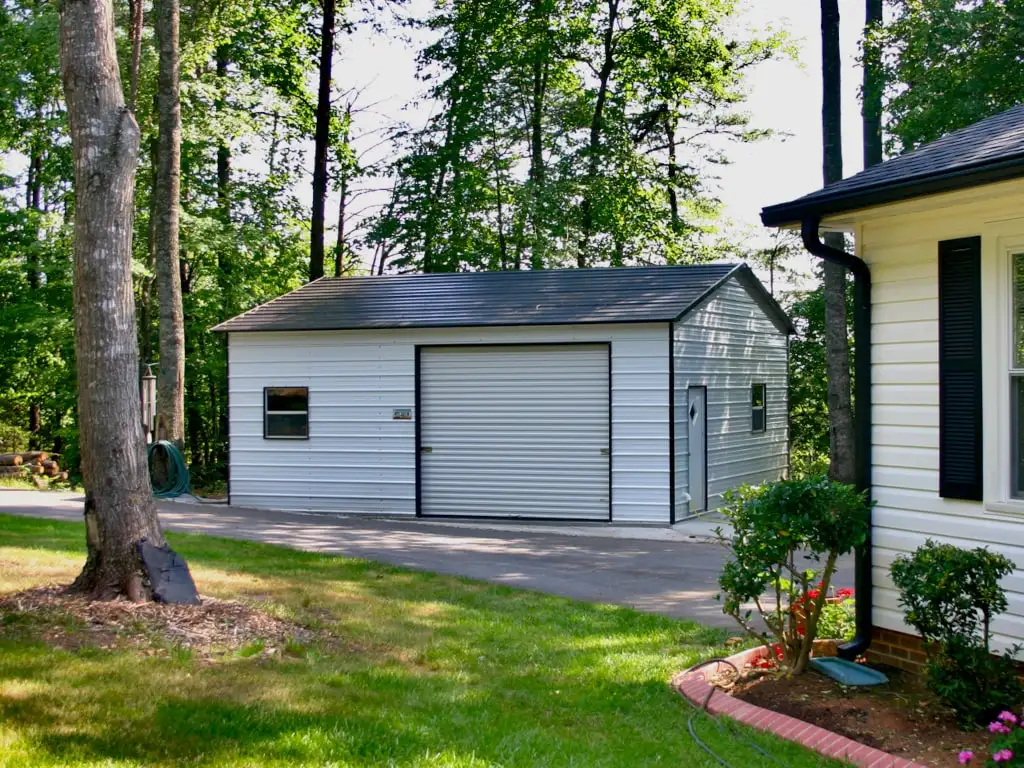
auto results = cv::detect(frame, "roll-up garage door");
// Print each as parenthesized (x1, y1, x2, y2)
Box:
(419, 344, 611, 520)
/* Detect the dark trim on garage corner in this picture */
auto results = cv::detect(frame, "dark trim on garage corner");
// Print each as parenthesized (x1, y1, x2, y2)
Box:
(698, 385, 708, 513)
(414, 345, 422, 518)
(225, 332, 231, 505)
(414, 341, 614, 522)
(668, 323, 676, 524)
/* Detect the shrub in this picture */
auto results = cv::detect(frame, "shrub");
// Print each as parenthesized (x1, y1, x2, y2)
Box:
(716, 476, 871, 675)
(891, 541, 1023, 726)
(815, 595, 856, 642)
(0, 423, 29, 453)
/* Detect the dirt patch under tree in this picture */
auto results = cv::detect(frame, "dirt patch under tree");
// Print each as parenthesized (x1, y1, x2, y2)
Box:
(0, 585, 319, 658)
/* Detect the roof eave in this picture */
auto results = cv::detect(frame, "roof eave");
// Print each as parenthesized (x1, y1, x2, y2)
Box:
(760, 154, 1024, 228)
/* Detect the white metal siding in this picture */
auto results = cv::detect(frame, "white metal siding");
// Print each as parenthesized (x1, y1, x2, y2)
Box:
(419, 345, 609, 519)
(673, 278, 789, 515)
(227, 323, 670, 522)
(857, 188, 1024, 652)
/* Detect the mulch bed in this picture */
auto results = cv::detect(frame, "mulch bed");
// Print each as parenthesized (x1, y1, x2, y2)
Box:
(0, 585, 316, 658)
(731, 664, 993, 767)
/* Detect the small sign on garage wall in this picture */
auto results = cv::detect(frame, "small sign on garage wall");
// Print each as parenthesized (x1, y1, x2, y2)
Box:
(392, 408, 413, 420)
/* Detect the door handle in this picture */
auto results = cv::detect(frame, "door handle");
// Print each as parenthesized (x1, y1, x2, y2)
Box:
(421, 446, 432, 453)
(600, 447, 610, 455)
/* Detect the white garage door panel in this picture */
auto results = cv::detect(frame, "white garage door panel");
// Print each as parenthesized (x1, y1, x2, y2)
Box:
(420, 345, 610, 519)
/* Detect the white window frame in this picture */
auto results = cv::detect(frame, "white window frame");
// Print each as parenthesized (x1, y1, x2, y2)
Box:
(751, 383, 767, 433)
(264, 386, 309, 440)
(983, 229, 1024, 515)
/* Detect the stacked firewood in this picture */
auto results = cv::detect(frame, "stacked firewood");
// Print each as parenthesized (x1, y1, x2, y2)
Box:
(0, 452, 69, 485)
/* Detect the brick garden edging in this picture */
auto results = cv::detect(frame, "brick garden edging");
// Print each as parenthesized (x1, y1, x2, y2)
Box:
(671, 646, 929, 768)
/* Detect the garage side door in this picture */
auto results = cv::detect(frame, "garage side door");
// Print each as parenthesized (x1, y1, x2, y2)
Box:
(419, 344, 610, 520)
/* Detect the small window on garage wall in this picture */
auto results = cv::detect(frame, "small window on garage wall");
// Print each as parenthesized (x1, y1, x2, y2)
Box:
(751, 384, 767, 433)
(264, 387, 309, 439)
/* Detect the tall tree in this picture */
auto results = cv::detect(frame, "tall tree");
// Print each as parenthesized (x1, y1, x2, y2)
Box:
(874, 0, 1024, 152)
(820, 0, 855, 484)
(309, 0, 336, 281)
(862, 0, 883, 168)
(153, 0, 185, 447)
(59, 0, 165, 598)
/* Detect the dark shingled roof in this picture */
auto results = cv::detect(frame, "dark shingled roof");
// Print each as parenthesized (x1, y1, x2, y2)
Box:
(213, 264, 794, 334)
(761, 104, 1024, 227)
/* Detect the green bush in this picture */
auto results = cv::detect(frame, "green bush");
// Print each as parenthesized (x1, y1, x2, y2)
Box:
(816, 597, 856, 642)
(891, 540, 1023, 726)
(0, 423, 29, 453)
(716, 476, 872, 675)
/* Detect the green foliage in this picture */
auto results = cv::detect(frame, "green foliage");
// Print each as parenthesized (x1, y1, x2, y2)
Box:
(872, 0, 1024, 153)
(891, 540, 1014, 648)
(717, 476, 871, 674)
(372, 0, 788, 271)
(927, 638, 1024, 728)
(891, 540, 1022, 725)
(0, 423, 29, 453)
(816, 598, 855, 642)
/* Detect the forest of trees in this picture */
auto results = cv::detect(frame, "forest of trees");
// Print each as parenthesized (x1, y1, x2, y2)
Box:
(1, 0, 1021, 494)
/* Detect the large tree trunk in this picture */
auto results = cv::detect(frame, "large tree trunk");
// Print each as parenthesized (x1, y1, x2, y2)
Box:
(821, 0, 856, 484)
(153, 0, 185, 448)
(862, 0, 883, 169)
(309, 0, 335, 282)
(527, 0, 549, 269)
(59, 0, 165, 599)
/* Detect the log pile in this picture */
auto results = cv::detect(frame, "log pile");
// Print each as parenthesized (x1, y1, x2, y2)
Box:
(0, 452, 69, 484)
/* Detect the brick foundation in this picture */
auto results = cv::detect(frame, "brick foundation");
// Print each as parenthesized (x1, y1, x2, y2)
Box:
(866, 627, 927, 673)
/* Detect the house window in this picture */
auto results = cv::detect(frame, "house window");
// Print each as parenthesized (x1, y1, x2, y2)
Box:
(1012, 253, 1024, 496)
(264, 387, 309, 439)
(751, 383, 767, 433)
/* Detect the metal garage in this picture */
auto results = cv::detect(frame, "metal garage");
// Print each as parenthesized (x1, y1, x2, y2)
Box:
(418, 344, 610, 520)
(215, 264, 792, 523)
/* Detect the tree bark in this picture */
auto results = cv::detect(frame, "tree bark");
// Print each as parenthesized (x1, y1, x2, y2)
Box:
(665, 111, 679, 230)
(527, 0, 549, 269)
(59, 0, 165, 599)
(310, 0, 335, 282)
(153, 0, 185, 448)
(820, 0, 856, 484)
(862, 0, 883, 169)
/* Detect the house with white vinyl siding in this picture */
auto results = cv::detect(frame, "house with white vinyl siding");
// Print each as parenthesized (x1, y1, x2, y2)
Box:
(214, 264, 791, 524)
(761, 104, 1024, 661)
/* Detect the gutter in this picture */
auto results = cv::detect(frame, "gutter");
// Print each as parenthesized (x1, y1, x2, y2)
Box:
(800, 217, 873, 660)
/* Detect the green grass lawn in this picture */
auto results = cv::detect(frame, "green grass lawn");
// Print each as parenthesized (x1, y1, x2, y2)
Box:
(0, 512, 842, 767)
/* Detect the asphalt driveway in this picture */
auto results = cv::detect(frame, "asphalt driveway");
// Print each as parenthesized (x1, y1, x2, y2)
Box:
(0, 489, 853, 630)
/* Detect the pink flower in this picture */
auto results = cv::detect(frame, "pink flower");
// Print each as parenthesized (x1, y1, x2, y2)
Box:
(958, 751, 973, 765)
(989, 721, 1012, 734)
(994, 749, 1014, 763)
(999, 710, 1018, 724)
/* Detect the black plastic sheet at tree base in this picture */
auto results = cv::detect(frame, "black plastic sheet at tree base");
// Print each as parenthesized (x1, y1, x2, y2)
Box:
(138, 538, 201, 605)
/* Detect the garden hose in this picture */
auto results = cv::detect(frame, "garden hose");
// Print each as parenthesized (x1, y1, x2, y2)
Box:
(147, 440, 191, 499)
(677, 658, 793, 768)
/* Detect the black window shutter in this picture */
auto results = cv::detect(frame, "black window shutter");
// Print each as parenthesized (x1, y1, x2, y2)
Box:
(938, 236, 983, 501)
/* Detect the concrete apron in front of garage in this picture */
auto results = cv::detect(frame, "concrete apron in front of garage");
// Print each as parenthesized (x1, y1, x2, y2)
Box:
(0, 490, 852, 631)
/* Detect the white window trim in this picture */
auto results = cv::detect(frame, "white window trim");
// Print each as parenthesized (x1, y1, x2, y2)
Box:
(264, 386, 310, 440)
(983, 228, 1024, 516)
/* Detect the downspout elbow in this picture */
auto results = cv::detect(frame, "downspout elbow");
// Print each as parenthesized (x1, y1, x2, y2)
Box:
(800, 216, 873, 661)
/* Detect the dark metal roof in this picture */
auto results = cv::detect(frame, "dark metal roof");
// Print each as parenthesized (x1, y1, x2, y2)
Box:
(213, 264, 794, 334)
(761, 104, 1024, 227)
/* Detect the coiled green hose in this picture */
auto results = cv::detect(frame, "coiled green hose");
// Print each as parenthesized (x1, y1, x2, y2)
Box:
(147, 440, 191, 499)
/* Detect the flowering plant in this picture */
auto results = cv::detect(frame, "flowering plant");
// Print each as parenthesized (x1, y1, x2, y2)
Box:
(959, 711, 1024, 765)
(716, 477, 871, 676)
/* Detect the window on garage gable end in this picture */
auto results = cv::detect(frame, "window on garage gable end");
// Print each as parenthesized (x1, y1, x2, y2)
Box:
(751, 383, 767, 433)
(264, 387, 309, 439)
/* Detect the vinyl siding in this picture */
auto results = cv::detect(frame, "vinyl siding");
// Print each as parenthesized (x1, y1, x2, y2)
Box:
(673, 277, 789, 515)
(228, 323, 671, 522)
(850, 178, 1024, 651)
